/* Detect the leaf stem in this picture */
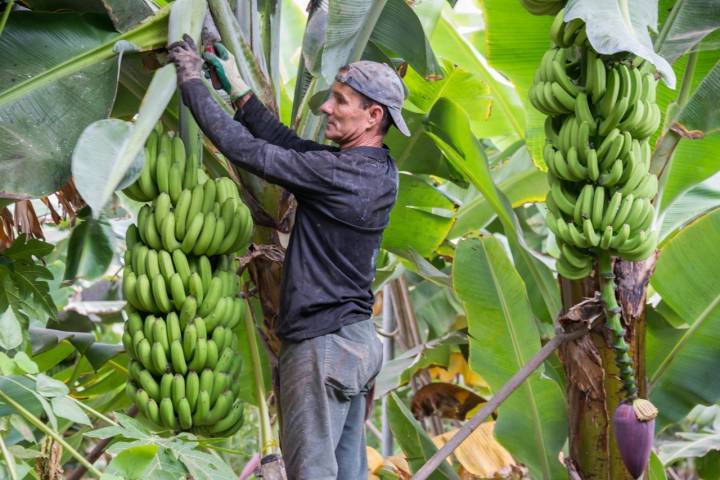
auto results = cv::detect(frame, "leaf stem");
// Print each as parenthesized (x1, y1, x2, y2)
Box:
(653, 0, 685, 52)
(650, 49, 699, 198)
(0, 431, 18, 480)
(0, 389, 103, 478)
(0, 0, 14, 37)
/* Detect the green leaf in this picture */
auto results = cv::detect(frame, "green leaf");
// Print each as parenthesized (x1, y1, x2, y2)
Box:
(0, 376, 43, 419)
(176, 448, 237, 480)
(320, 0, 387, 82)
(387, 392, 460, 479)
(104, 444, 159, 479)
(564, 0, 676, 87)
(0, 11, 170, 198)
(658, 429, 720, 465)
(425, 98, 561, 327)
(403, 61, 494, 140)
(35, 373, 69, 398)
(430, 14, 525, 141)
(12, 352, 38, 375)
(371, 0, 442, 78)
(8, 261, 56, 319)
(453, 237, 566, 480)
(649, 207, 720, 423)
(656, 51, 719, 209)
(29, 327, 123, 370)
(50, 396, 91, 426)
(657, 0, 720, 63)
(451, 150, 549, 238)
(648, 451, 668, 480)
(660, 174, 720, 240)
(375, 333, 465, 397)
(2, 235, 53, 261)
(675, 60, 720, 136)
(481, 0, 553, 164)
(72, 0, 206, 213)
(382, 173, 457, 257)
(0, 307, 23, 350)
(63, 216, 115, 281)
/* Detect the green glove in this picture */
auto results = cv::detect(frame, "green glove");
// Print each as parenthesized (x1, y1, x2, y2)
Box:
(202, 42, 251, 100)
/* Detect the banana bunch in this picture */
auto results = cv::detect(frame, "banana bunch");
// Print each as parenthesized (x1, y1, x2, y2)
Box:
(530, 15, 661, 280)
(121, 126, 252, 436)
(520, 0, 564, 16)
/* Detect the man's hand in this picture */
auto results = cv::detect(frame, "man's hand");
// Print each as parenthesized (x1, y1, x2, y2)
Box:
(202, 42, 251, 100)
(167, 34, 204, 85)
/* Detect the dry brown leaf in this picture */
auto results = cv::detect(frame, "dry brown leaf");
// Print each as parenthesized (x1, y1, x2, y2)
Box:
(432, 422, 516, 478)
(14, 200, 44, 239)
(386, 455, 412, 479)
(40, 196, 62, 225)
(559, 334, 605, 399)
(411, 382, 486, 420)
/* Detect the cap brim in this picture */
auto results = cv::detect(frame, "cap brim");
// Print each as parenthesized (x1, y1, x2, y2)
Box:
(388, 107, 410, 137)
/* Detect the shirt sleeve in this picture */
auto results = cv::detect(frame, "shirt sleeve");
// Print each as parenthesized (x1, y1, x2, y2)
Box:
(180, 79, 337, 196)
(234, 95, 335, 153)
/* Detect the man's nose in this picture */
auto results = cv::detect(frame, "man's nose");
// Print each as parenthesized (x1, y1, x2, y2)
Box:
(319, 100, 332, 115)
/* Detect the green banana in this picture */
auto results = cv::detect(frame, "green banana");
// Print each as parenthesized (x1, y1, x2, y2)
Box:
(161, 215, 182, 252)
(201, 178, 217, 214)
(168, 163, 183, 204)
(154, 193, 172, 231)
(160, 397, 177, 429)
(181, 213, 205, 254)
(172, 249, 192, 289)
(179, 296, 198, 329)
(151, 274, 172, 314)
(174, 189, 192, 239)
(185, 371, 200, 412)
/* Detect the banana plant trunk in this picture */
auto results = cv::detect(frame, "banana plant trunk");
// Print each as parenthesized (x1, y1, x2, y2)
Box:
(559, 256, 657, 480)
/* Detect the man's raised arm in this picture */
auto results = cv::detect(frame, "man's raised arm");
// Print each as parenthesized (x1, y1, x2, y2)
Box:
(204, 42, 334, 153)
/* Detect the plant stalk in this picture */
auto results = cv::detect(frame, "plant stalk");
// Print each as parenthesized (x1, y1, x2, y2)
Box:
(0, 0, 14, 37)
(0, 431, 18, 480)
(244, 299, 275, 456)
(0, 389, 103, 478)
(598, 254, 637, 399)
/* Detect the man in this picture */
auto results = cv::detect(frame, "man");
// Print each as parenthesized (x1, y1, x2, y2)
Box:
(168, 34, 410, 479)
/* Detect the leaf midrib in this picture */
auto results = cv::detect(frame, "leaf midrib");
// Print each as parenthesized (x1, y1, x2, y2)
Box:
(481, 240, 551, 479)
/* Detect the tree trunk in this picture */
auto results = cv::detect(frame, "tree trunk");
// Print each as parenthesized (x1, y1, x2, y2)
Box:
(560, 255, 657, 479)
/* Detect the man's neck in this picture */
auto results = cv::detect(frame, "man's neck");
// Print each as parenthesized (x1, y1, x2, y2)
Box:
(339, 134, 383, 150)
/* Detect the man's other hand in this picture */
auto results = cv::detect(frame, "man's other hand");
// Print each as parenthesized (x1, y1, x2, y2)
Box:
(168, 34, 204, 85)
(202, 42, 251, 100)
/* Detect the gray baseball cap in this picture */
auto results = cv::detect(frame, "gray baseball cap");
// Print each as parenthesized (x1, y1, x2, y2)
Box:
(335, 60, 411, 136)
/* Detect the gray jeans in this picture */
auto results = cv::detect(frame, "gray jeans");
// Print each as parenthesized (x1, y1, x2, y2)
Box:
(278, 319, 383, 480)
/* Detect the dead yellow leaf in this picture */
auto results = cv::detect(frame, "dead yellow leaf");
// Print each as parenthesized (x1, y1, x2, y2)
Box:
(432, 421, 515, 478)
(367, 446, 384, 474)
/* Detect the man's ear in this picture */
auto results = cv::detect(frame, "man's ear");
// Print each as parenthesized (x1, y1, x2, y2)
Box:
(368, 103, 384, 128)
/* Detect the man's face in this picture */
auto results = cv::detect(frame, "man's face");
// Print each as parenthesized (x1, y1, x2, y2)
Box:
(319, 82, 383, 145)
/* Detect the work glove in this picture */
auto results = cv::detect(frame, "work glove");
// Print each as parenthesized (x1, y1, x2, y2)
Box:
(167, 34, 204, 85)
(202, 42, 251, 100)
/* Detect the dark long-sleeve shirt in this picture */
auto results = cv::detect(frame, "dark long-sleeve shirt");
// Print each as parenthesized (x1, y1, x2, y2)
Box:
(180, 79, 398, 341)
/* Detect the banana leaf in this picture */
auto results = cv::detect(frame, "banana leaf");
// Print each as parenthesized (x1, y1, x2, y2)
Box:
(0, 9, 170, 199)
(454, 236, 566, 480)
(648, 207, 720, 424)
(564, 0, 675, 87)
(425, 98, 561, 330)
(657, 0, 720, 64)
(71, 0, 206, 214)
